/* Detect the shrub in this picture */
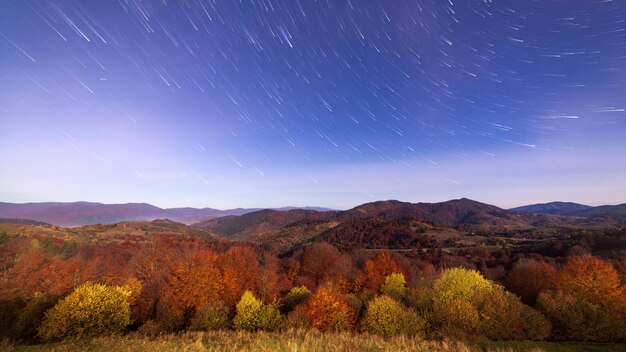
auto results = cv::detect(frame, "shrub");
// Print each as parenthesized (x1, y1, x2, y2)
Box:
(421, 268, 549, 341)
(233, 291, 263, 331)
(433, 268, 494, 301)
(537, 290, 625, 342)
(12, 294, 58, 341)
(38, 282, 132, 341)
(428, 295, 480, 338)
(137, 320, 163, 338)
(233, 291, 283, 331)
(280, 286, 311, 314)
(285, 305, 310, 329)
(0, 299, 24, 339)
(305, 284, 356, 332)
(380, 273, 408, 302)
(474, 288, 550, 341)
(188, 302, 229, 331)
(257, 304, 283, 331)
(361, 295, 425, 338)
(505, 259, 557, 305)
(521, 305, 552, 341)
(155, 299, 185, 332)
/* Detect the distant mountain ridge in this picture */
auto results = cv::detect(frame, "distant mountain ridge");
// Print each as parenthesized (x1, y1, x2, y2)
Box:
(193, 198, 626, 245)
(191, 198, 573, 242)
(0, 201, 334, 227)
(510, 201, 626, 218)
(1, 199, 624, 228)
(509, 202, 592, 215)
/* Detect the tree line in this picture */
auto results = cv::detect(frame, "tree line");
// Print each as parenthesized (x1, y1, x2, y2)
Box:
(0, 232, 624, 343)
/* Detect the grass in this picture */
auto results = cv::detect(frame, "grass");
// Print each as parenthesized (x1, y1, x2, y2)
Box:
(478, 341, 626, 352)
(6, 330, 625, 352)
(4, 331, 511, 352)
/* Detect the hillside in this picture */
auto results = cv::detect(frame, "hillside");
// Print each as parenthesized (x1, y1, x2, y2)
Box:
(195, 198, 565, 241)
(0, 218, 224, 245)
(343, 198, 533, 228)
(0, 202, 333, 227)
(193, 209, 336, 240)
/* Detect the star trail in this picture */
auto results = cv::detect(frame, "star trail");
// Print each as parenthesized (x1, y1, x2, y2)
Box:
(1, 0, 625, 208)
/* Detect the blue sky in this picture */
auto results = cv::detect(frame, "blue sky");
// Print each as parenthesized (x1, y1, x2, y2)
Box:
(1, 0, 625, 209)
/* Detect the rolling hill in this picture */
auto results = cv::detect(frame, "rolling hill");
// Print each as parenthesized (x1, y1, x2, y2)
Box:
(192, 198, 581, 243)
(0, 202, 334, 227)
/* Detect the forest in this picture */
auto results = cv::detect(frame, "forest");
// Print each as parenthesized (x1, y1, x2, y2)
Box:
(0, 217, 625, 350)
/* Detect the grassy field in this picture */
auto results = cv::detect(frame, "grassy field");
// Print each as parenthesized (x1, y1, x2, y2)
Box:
(5, 331, 625, 352)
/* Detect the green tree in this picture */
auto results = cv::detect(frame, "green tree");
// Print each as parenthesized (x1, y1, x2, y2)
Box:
(38, 282, 132, 341)
(475, 288, 550, 340)
(280, 285, 311, 314)
(538, 290, 625, 341)
(233, 291, 282, 331)
(361, 295, 425, 337)
(233, 291, 263, 331)
(422, 268, 549, 340)
(257, 304, 283, 332)
(380, 273, 408, 302)
(188, 302, 229, 331)
(12, 294, 58, 340)
(433, 268, 494, 300)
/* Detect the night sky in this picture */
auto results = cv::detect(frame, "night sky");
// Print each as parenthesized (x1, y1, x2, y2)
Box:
(1, 0, 625, 209)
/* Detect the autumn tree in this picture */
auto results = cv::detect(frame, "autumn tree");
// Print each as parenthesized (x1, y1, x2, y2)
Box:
(233, 291, 262, 331)
(557, 255, 625, 309)
(421, 268, 549, 340)
(38, 282, 132, 341)
(281, 285, 312, 314)
(188, 302, 229, 331)
(304, 284, 356, 332)
(255, 250, 288, 303)
(357, 251, 402, 292)
(361, 295, 424, 337)
(475, 288, 551, 340)
(380, 272, 408, 302)
(220, 246, 260, 308)
(10, 293, 58, 340)
(537, 255, 626, 341)
(537, 290, 623, 341)
(298, 242, 354, 289)
(160, 249, 223, 328)
(505, 259, 557, 306)
(432, 267, 494, 300)
(233, 291, 282, 331)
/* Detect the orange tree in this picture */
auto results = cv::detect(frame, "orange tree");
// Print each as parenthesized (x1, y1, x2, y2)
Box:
(304, 283, 356, 331)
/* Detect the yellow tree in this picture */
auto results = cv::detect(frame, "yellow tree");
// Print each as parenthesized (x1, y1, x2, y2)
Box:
(38, 282, 132, 341)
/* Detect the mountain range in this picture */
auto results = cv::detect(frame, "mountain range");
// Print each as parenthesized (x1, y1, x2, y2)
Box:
(510, 201, 626, 220)
(0, 201, 333, 227)
(0, 199, 624, 229)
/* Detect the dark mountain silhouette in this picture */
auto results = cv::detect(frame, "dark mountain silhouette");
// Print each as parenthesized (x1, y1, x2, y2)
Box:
(510, 202, 592, 215)
(511, 202, 626, 223)
(0, 218, 51, 226)
(342, 198, 535, 228)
